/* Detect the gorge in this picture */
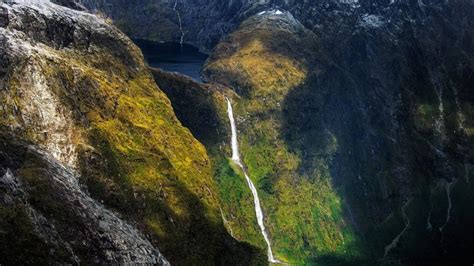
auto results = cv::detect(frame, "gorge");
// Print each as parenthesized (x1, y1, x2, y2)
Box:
(1, 0, 474, 265)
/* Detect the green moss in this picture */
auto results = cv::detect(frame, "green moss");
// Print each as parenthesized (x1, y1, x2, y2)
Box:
(203, 20, 365, 264)
(212, 156, 265, 248)
(74, 71, 232, 263)
(0, 29, 264, 263)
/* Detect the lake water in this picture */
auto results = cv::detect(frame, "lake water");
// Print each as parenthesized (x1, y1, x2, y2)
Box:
(133, 39, 208, 82)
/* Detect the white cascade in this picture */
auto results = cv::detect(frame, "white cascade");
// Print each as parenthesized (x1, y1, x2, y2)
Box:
(439, 181, 455, 232)
(434, 84, 446, 142)
(226, 98, 279, 263)
(384, 202, 411, 257)
(173, 0, 185, 47)
(452, 86, 466, 132)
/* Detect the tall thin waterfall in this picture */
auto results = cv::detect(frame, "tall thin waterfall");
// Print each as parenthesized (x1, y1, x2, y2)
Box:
(226, 98, 279, 263)
(173, 0, 185, 47)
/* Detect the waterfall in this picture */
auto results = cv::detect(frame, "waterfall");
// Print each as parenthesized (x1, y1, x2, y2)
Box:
(226, 98, 279, 263)
(452, 86, 466, 132)
(439, 181, 454, 233)
(173, 0, 185, 47)
(384, 201, 411, 257)
(434, 84, 445, 142)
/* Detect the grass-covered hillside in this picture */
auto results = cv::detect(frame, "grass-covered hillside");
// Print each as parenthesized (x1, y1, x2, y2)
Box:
(203, 11, 364, 264)
(202, 6, 474, 265)
(0, 2, 261, 265)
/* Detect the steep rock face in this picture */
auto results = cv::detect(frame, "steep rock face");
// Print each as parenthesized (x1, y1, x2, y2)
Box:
(72, 0, 268, 52)
(150, 67, 229, 147)
(0, 2, 262, 264)
(148, 68, 268, 251)
(203, 1, 474, 264)
(0, 134, 168, 265)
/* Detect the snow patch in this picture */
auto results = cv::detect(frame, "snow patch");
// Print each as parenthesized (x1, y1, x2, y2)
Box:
(257, 9, 284, 16)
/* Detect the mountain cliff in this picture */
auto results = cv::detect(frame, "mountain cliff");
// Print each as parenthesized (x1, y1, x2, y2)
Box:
(0, 1, 262, 265)
(202, 1, 474, 264)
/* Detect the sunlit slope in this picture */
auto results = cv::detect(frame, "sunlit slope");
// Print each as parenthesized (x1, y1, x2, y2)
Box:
(0, 2, 261, 264)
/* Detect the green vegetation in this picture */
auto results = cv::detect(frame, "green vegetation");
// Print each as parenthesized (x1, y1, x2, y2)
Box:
(148, 69, 269, 262)
(0, 22, 263, 263)
(213, 156, 266, 248)
(203, 19, 365, 264)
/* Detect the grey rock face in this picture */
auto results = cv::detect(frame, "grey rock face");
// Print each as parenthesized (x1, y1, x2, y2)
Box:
(1, 1, 143, 66)
(51, 0, 86, 10)
(71, 0, 265, 52)
(0, 2, 169, 264)
(0, 135, 169, 265)
(0, 1, 145, 168)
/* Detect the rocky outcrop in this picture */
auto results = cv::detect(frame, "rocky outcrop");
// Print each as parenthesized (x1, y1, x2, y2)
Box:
(0, 134, 168, 265)
(71, 0, 266, 52)
(0, 1, 143, 169)
(51, 0, 86, 10)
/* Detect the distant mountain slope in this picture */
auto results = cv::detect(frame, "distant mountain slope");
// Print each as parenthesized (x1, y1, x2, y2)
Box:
(202, 1, 474, 264)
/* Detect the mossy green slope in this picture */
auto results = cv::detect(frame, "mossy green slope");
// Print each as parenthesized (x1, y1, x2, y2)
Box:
(202, 7, 474, 265)
(150, 68, 269, 254)
(1, 3, 262, 264)
(203, 12, 363, 264)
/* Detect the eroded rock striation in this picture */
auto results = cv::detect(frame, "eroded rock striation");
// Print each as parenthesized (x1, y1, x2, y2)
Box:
(0, 134, 168, 264)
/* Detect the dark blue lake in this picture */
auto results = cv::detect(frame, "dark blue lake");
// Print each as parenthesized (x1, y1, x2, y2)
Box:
(133, 39, 208, 82)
